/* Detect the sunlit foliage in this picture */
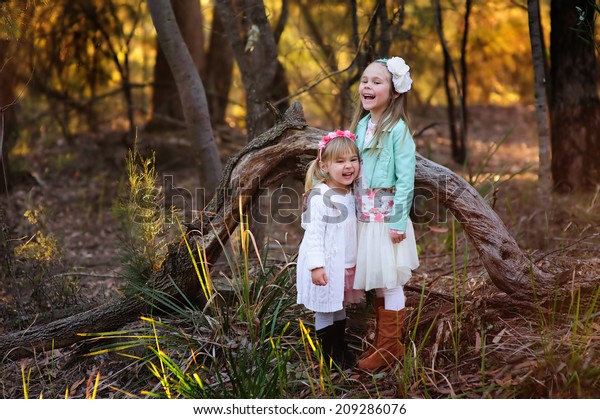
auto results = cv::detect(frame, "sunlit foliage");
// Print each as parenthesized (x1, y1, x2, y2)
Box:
(4, 0, 547, 138)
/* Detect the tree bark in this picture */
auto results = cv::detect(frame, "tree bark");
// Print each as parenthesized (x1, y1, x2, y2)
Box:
(213, 0, 290, 247)
(527, 0, 552, 197)
(205, 5, 234, 128)
(433, 0, 468, 165)
(414, 157, 554, 297)
(213, 0, 285, 140)
(147, 0, 222, 200)
(0, 39, 19, 191)
(0, 102, 556, 360)
(550, 0, 600, 192)
(148, 0, 206, 130)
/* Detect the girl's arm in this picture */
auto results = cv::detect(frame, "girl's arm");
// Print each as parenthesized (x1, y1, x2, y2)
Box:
(301, 188, 328, 271)
(389, 123, 416, 233)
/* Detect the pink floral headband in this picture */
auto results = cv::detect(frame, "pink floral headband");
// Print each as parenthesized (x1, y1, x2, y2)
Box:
(317, 130, 356, 161)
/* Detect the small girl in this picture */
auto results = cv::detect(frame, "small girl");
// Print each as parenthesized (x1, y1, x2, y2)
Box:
(350, 57, 420, 371)
(296, 130, 363, 369)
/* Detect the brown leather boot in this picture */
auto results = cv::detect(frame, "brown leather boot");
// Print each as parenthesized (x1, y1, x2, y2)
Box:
(359, 296, 384, 360)
(357, 308, 405, 372)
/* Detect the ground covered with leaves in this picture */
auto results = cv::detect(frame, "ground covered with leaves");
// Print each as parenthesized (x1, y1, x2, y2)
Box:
(0, 105, 599, 399)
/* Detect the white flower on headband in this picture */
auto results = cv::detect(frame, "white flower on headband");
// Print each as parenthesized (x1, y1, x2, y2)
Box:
(385, 57, 412, 94)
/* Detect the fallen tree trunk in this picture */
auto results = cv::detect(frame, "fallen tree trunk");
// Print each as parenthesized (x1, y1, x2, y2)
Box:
(0, 102, 555, 360)
(414, 156, 554, 297)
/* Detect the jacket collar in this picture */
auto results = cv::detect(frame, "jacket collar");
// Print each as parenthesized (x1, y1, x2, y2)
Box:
(356, 115, 369, 149)
(357, 114, 394, 131)
(356, 114, 392, 149)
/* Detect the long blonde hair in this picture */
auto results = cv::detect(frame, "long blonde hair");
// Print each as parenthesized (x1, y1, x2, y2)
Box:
(304, 136, 359, 192)
(349, 60, 410, 152)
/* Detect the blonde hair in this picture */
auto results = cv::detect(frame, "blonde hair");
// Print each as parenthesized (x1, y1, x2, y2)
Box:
(349, 60, 410, 152)
(304, 136, 359, 192)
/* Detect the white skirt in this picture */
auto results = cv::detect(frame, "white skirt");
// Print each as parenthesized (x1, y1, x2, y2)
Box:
(354, 219, 420, 291)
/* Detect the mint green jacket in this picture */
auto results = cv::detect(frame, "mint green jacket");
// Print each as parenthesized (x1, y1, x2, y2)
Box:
(355, 115, 416, 232)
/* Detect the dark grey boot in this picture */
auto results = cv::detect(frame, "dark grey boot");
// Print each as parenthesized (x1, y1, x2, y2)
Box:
(333, 319, 357, 369)
(316, 324, 336, 364)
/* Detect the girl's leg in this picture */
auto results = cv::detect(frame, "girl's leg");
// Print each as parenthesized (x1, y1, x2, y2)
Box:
(382, 286, 405, 310)
(358, 286, 406, 371)
(314, 312, 335, 331)
(314, 309, 345, 331)
(332, 308, 356, 368)
(314, 312, 335, 363)
(360, 291, 385, 360)
(315, 309, 355, 369)
(333, 308, 346, 322)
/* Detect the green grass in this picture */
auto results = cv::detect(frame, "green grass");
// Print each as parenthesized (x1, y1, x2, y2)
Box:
(80, 203, 345, 398)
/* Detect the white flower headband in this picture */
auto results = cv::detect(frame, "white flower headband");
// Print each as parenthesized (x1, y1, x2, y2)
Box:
(317, 129, 356, 161)
(377, 57, 412, 94)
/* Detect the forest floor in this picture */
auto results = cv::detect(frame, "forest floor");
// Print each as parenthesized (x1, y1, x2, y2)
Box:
(0, 104, 599, 399)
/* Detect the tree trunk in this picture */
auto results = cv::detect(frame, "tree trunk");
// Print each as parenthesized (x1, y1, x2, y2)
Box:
(433, 0, 468, 165)
(0, 39, 19, 191)
(414, 157, 554, 297)
(213, 0, 285, 140)
(459, 0, 471, 155)
(550, 0, 600, 192)
(148, 0, 206, 130)
(0, 102, 558, 360)
(213, 0, 290, 247)
(527, 0, 552, 197)
(205, 5, 234, 128)
(147, 0, 222, 200)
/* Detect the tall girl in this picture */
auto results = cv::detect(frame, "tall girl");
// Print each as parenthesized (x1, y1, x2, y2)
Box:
(350, 57, 420, 371)
(296, 130, 364, 369)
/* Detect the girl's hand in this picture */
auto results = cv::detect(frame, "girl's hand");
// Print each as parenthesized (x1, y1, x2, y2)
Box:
(311, 268, 328, 286)
(390, 230, 406, 244)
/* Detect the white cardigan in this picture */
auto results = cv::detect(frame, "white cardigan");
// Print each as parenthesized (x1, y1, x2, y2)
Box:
(296, 183, 356, 313)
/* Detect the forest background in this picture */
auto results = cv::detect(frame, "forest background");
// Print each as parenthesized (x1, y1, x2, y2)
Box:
(0, 0, 599, 399)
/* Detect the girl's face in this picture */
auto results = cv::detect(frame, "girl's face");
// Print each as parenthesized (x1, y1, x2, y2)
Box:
(320, 152, 360, 192)
(358, 62, 398, 123)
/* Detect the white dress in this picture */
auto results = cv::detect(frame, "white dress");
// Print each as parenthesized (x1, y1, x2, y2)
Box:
(353, 121, 420, 291)
(296, 183, 359, 312)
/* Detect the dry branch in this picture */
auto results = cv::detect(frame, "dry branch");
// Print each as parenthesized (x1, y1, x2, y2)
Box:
(414, 156, 555, 297)
(0, 102, 555, 360)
